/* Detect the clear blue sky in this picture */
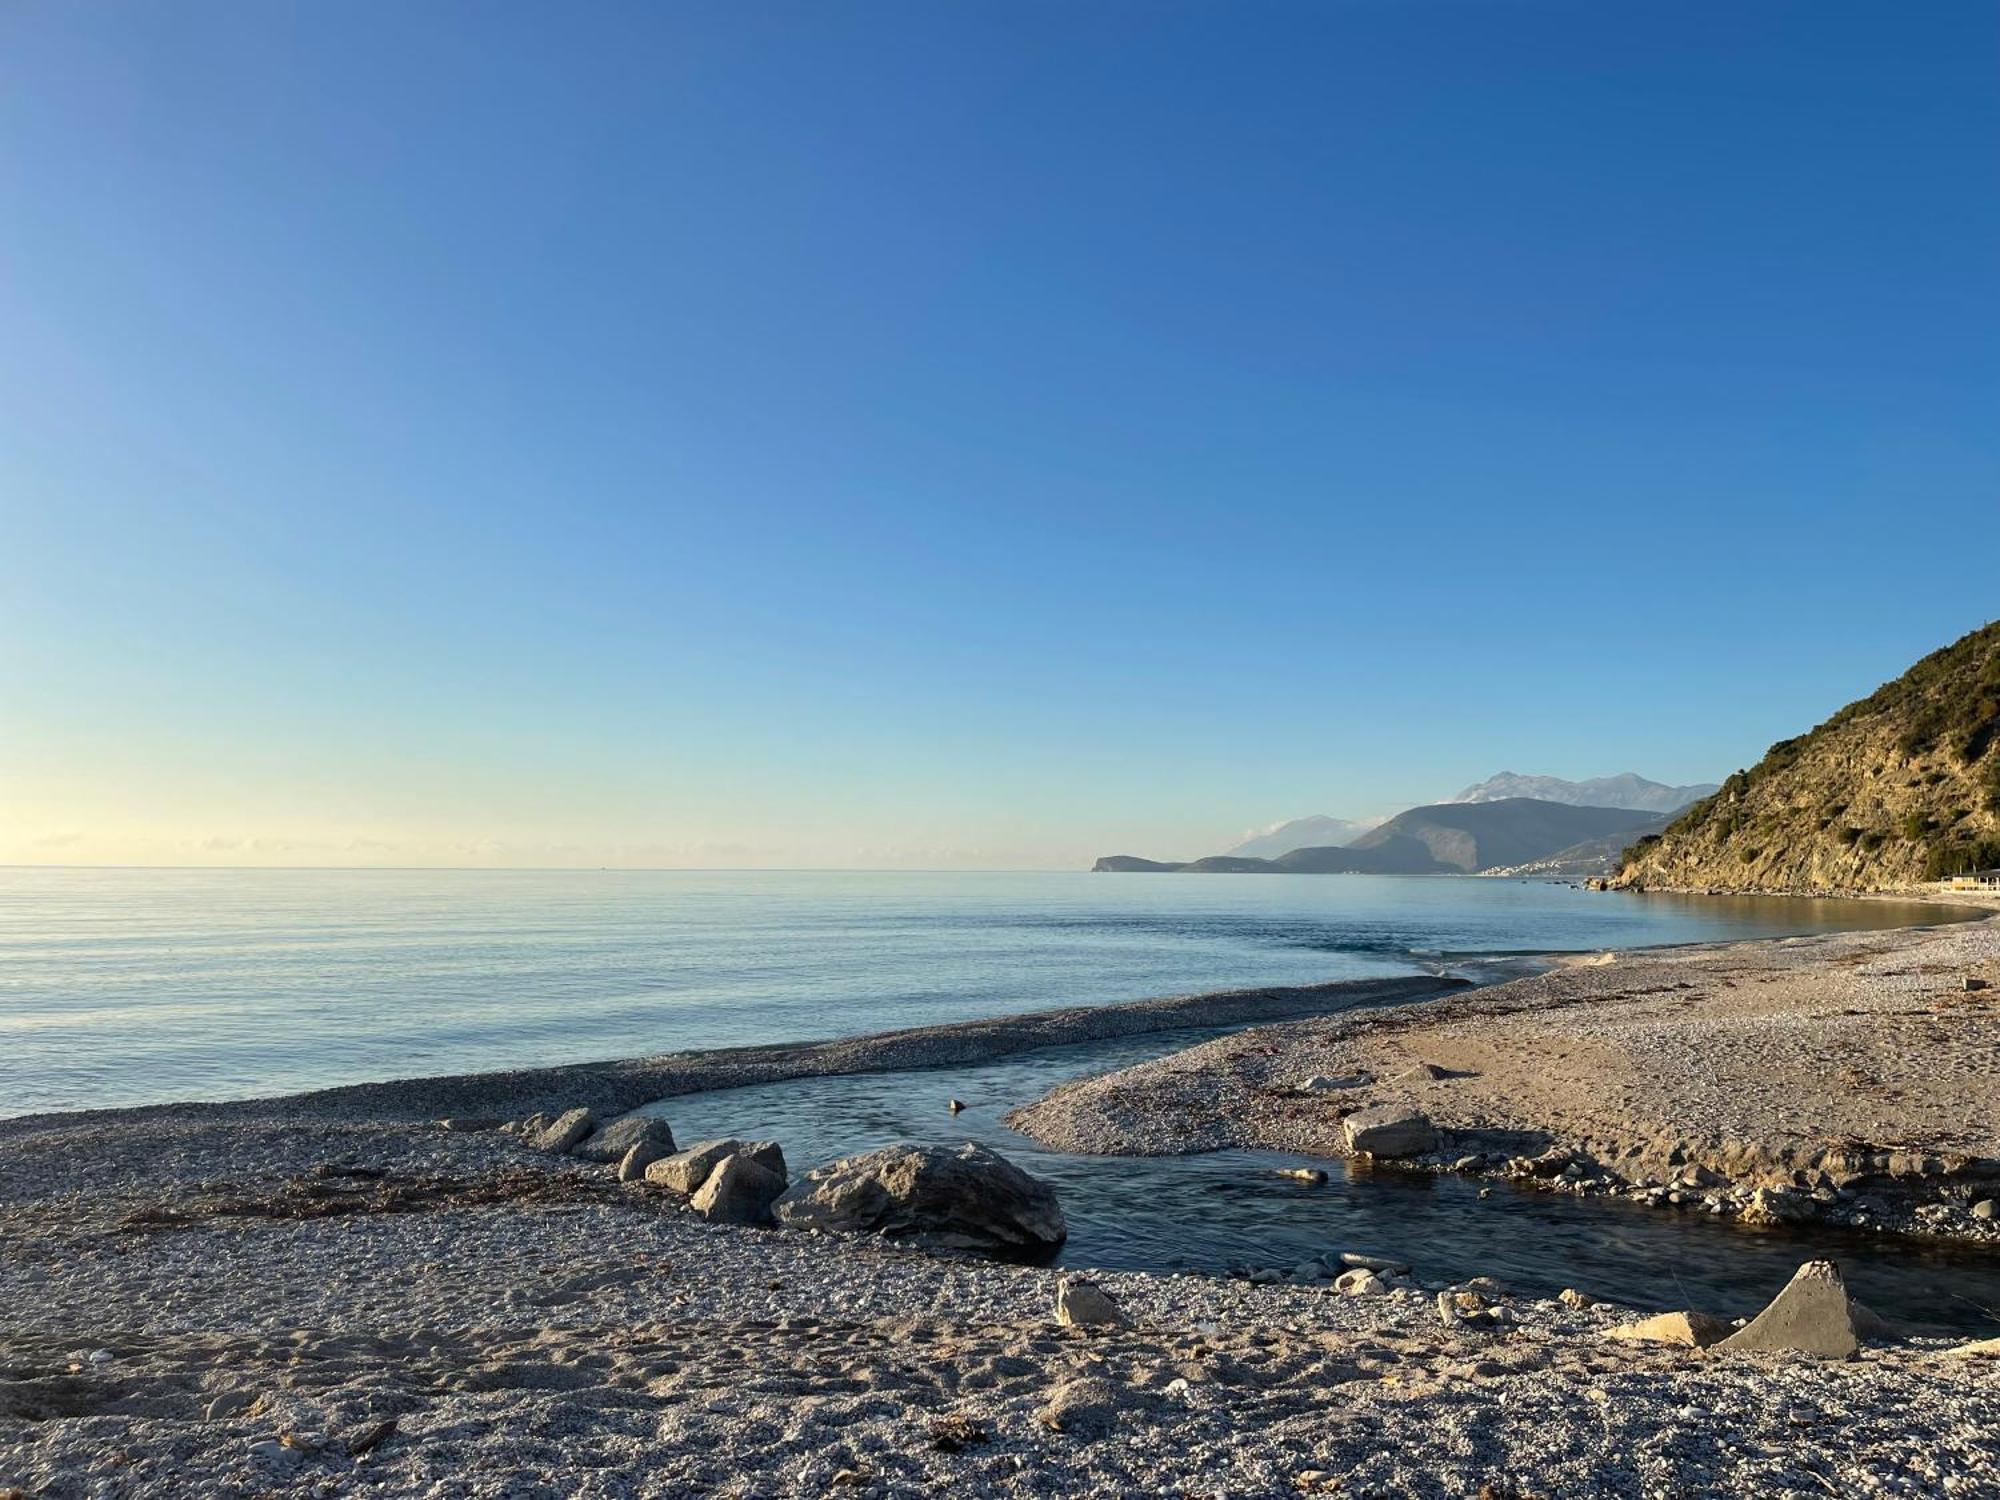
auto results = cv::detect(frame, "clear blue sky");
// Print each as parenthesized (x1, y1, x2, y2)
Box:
(3, 1, 1996, 868)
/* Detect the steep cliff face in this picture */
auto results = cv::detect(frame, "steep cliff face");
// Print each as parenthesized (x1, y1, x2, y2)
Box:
(1618, 622, 2000, 893)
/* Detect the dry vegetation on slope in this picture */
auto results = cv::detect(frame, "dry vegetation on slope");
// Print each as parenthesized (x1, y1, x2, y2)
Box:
(1619, 621, 2000, 892)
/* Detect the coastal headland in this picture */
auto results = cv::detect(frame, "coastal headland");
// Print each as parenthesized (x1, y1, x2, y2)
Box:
(4, 908, 2000, 1496)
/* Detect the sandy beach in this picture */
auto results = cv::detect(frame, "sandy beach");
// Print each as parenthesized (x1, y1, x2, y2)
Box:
(5, 918, 2000, 1497)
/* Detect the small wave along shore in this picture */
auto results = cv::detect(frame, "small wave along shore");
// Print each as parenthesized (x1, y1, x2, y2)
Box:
(5, 910, 2000, 1496)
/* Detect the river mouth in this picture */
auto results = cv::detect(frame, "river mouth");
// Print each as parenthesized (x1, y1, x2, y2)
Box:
(638, 1020, 2000, 1339)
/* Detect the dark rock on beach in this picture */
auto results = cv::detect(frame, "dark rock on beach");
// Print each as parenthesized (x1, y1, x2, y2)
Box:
(773, 1142, 1067, 1255)
(574, 1115, 675, 1164)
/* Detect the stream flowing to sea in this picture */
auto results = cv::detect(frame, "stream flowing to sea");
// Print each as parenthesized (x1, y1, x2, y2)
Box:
(646, 1024, 2000, 1337)
(5, 867, 1991, 1332)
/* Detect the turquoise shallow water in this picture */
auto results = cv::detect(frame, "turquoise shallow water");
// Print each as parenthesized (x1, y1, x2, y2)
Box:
(0, 866, 1968, 1117)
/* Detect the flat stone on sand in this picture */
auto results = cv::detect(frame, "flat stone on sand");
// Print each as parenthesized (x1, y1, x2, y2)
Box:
(1035, 1376, 1131, 1436)
(1604, 1310, 1732, 1348)
(1342, 1105, 1437, 1159)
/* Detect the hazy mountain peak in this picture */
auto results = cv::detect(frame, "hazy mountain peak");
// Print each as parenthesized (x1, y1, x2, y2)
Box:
(1100, 797, 1665, 876)
(1227, 814, 1378, 859)
(1448, 771, 1717, 814)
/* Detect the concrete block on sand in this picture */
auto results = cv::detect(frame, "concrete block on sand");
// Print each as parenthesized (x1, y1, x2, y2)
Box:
(646, 1138, 785, 1194)
(531, 1107, 594, 1155)
(1716, 1260, 1864, 1358)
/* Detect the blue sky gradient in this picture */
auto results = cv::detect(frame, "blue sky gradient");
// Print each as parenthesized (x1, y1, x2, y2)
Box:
(3, 1, 1997, 866)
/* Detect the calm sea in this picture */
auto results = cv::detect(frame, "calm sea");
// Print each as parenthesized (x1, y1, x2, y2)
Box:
(0, 867, 1965, 1119)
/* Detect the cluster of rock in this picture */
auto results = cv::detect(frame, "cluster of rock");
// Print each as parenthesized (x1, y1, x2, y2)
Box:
(774, 1142, 1067, 1254)
(1471, 1144, 2000, 1239)
(496, 1109, 1067, 1253)
(1292, 1077, 2000, 1241)
(1232, 1249, 1415, 1293)
(1230, 1243, 1940, 1366)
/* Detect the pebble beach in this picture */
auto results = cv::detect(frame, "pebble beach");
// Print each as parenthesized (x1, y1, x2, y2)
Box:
(5, 915, 2000, 1497)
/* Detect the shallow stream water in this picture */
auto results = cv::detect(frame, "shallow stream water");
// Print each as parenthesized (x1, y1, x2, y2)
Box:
(643, 1026, 2000, 1339)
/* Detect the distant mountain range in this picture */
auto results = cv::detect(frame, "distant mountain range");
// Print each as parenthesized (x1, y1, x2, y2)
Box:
(1096, 798, 1664, 876)
(1209, 771, 1712, 869)
(1447, 772, 1717, 813)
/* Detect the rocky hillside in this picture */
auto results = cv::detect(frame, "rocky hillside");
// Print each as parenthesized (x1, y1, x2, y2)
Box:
(1619, 621, 2000, 892)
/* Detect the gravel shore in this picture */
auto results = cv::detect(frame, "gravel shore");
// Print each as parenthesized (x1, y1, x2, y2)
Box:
(0, 973, 1462, 1137)
(1012, 911, 2000, 1241)
(5, 1134, 1999, 1498)
(7, 924, 2000, 1496)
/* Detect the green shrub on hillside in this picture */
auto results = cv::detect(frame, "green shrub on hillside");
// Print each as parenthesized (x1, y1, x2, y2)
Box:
(1923, 839, 2000, 881)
